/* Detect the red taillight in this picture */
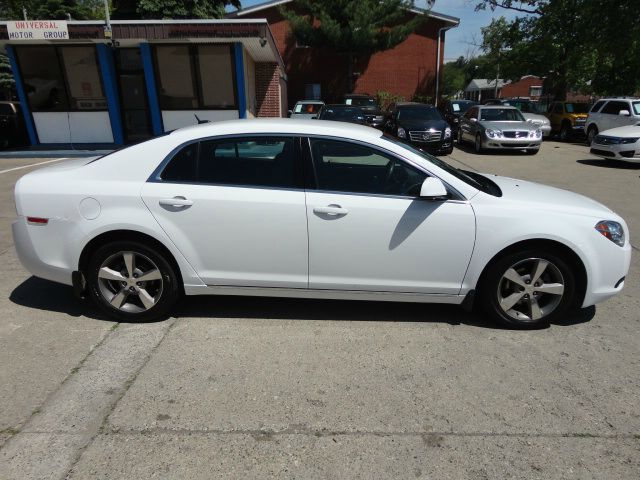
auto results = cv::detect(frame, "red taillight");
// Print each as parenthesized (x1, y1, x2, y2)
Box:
(27, 216, 48, 225)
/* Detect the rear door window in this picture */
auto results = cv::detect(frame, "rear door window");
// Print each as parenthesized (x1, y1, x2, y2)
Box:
(601, 101, 628, 115)
(160, 137, 299, 188)
(590, 101, 606, 113)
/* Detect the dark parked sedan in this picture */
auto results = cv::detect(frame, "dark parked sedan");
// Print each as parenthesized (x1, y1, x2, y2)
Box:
(384, 102, 453, 155)
(317, 104, 366, 125)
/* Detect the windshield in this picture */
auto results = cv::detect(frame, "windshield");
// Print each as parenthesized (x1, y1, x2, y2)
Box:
(510, 101, 539, 113)
(345, 97, 376, 107)
(294, 103, 322, 114)
(381, 135, 501, 196)
(320, 107, 363, 121)
(565, 103, 590, 114)
(480, 108, 525, 122)
(398, 107, 442, 121)
(451, 101, 475, 114)
(633, 102, 640, 115)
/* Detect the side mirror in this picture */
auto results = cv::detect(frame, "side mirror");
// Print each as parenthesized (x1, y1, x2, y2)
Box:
(619, 110, 630, 116)
(287, 110, 293, 117)
(420, 177, 448, 200)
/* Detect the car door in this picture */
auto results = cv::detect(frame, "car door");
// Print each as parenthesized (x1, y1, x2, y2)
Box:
(141, 136, 308, 288)
(304, 137, 475, 294)
(600, 101, 629, 130)
(460, 107, 478, 142)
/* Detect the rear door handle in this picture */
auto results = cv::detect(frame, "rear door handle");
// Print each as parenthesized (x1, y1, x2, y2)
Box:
(313, 205, 348, 216)
(159, 196, 194, 208)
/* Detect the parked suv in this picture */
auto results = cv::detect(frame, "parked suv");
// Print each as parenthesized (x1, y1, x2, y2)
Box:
(343, 94, 384, 128)
(384, 102, 452, 155)
(0, 101, 28, 148)
(585, 97, 640, 145)
(439, 99, 477, 137)
(545, 101, 589, 141)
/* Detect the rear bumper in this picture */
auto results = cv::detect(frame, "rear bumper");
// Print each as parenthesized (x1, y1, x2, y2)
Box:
(12, 217, 73, 285)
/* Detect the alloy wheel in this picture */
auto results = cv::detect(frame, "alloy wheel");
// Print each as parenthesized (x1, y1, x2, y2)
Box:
(497, 257, 565, 322)
(97, 251, 163, 313)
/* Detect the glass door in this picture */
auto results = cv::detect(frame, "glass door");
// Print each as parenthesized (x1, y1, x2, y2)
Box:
(115, 48, 152, 144)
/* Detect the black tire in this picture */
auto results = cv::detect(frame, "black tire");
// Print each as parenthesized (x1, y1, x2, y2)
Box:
(586, 125, 598, 145)
(474, 133, 484, 154)
(87, 240, 180, 322)
(559, 122, 572, 142)
(478, 248, 578, 329)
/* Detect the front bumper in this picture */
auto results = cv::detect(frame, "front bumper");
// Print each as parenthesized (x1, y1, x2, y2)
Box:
(407, 138, 453, 155)
(483, 136, 542, 150)
(590, 142, 640, 163)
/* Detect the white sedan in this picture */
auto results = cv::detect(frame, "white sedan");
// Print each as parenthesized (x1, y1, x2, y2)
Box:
(13, 119, 631, 328)
(589, 125, 640, 163)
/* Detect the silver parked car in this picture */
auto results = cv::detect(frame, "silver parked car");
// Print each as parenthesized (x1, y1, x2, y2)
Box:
(457, 105, 543, 155)
(288, 100, 325, 119)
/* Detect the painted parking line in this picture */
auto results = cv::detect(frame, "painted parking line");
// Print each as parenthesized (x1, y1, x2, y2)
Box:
(0, 157, 68, 175)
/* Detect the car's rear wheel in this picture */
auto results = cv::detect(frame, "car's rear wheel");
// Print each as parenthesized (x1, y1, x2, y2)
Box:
(586, 125, 598, 145)
(474, 133, 484, 153)
(479, 249, 577, 329)
(87, 241, 180, 322)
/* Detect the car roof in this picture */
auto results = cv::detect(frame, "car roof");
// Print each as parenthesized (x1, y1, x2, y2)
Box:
(344, 93, 372, 97)
(295, 100, 324, 104)
(171, 118, 379, 140)
(479, 105, 518, 109)
(396, 102, 435, 108)
(323, 104, 362, 109)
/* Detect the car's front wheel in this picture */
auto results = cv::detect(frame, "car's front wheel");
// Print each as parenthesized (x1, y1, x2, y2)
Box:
(479, 249, 578, 329)
(586, 125, 598, 145)
(560, 123, 572, 141)
(87, 241, 180, 322)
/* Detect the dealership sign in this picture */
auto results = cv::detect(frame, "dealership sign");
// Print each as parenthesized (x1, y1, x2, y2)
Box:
(7, 20, 69, 40)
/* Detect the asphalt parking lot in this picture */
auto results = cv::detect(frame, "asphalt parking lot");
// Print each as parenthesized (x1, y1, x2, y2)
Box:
(0, 140, 639, 479)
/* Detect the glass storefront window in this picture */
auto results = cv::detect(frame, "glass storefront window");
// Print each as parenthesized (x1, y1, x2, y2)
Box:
(60, 47, 106, 111)
(16, 46, 69, 112)
(154, 44, 237, 110)
(155, 45, 197, 109)
(198, 45, 236, 109)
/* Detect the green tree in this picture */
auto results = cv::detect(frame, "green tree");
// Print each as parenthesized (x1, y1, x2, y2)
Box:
(475, 0, 640, 98)
(112, 0, 241, 19)
(280, 0, 429, 92)
(0, 53, 15, 100)
(441, 57, 466, 97)
(0, 1, 106, 20)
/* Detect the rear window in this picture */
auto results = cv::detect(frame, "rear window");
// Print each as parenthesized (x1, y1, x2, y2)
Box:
(565, 103, 589, 114)
(294, 103, 322, 114)
(345, 96, 376, 107)
(633, 102, 640, 115)
(601, 101, 629, 115)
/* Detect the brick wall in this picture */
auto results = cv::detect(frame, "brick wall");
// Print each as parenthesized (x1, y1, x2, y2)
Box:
(255, 62, 282, 117)
(500, 76, 544, 99)
(242, 7, 451, 109)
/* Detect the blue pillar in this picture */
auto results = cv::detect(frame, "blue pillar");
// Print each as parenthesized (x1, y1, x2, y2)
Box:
(5, 45, 38, 145)
(96, 43, 124, 145)
(139, 43, 163, 136)
(234, 43, 247, 119)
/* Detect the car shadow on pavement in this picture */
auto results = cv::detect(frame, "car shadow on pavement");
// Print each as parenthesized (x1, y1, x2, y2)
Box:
(577, 159, 640, 170)
(452, 142, 532, 157)
(10, 276, 596, 329)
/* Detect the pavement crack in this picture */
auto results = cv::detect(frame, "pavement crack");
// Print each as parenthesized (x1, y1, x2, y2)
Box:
(61, 319, 177, 479)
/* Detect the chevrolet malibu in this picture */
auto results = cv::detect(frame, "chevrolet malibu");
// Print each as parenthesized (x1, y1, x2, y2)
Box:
(13, 119, 631, 328)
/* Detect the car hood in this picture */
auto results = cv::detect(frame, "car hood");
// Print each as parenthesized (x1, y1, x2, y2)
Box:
(399, 119, 449, 131)
(520, 112, 549, 123)
(480, 174, 613, 217)
(479, 120, 537, 131)
(599, 125, 640, 138)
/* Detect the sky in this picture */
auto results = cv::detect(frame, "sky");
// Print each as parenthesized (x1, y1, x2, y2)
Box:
(238, 0, 522, 62)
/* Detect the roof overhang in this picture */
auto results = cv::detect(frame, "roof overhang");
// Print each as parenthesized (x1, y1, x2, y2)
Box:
(0, 19, 285, 70)
(228, 0, 460, 26)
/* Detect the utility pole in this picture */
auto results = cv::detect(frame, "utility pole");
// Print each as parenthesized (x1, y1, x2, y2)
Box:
(22, 7, 27, 20)
(103, 0, 112, 39)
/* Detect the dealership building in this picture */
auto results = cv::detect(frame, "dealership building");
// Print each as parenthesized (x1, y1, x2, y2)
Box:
(0, 19, 286, 146)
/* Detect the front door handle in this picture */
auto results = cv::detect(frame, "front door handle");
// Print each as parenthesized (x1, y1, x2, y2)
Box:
(313, 205, 348, 216)
(159, 196, 194, 208)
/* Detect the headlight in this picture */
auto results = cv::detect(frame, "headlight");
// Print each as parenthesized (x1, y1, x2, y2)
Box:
(398, 127, 406, 139)
(595, 220, 625, 247)
(444, 127, 452, 139)
(529, 129, 542, 138)
(485, 128, 502, 138)
(621, 137, 640, 144)
(453, 117, 459, 123)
